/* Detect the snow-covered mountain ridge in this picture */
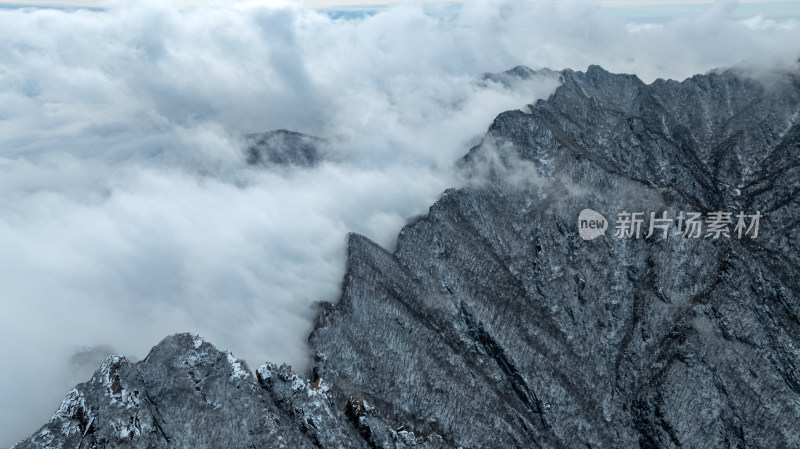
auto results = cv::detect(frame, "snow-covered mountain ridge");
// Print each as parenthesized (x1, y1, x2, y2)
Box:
(13, 64, 800, 448)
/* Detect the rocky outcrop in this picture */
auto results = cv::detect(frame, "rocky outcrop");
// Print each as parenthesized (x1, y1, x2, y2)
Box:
(246, 129, 328, 168)
(15, 334, 319, 448)
(14, 65, 800, 448)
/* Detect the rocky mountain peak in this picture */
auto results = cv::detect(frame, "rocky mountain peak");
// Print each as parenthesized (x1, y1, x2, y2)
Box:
(14, 65, 800, 449)
(246, 129, 328, 168)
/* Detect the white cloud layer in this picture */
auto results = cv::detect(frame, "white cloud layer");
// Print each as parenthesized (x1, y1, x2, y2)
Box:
(1, 0, 799, 445)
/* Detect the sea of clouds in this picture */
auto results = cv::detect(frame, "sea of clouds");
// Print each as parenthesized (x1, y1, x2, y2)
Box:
(1, 0, 799, 445)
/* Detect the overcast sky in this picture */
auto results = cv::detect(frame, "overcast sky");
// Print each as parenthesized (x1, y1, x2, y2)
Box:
(0, 0, 798, 11)
(1, 0, 799, 447)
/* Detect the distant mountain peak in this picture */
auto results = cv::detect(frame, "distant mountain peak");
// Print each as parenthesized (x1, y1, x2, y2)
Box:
(482, 64, 560, 89)
(245, 129, 328, 168)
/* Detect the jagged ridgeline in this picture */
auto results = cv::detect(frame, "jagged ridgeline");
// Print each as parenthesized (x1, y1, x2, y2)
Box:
(14, 65, 800, 449)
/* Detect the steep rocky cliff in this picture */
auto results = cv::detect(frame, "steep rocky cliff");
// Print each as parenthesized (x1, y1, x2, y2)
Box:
(14, 65, 800, 449)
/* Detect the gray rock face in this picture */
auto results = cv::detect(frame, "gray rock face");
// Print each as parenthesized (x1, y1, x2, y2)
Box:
(246, 129, 328, 167)
(14, 334, 321, 448)
(14, 65, 800, 449)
